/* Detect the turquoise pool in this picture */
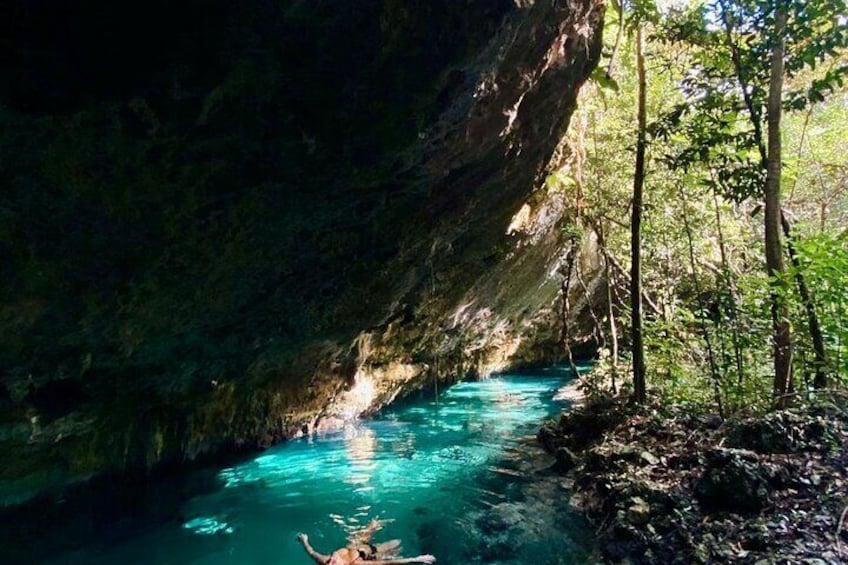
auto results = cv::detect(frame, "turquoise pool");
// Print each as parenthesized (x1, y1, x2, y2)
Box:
(38, 368, 593, 564)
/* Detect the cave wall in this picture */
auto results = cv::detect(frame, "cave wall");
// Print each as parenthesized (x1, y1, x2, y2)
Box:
(0, 0, 604, 507)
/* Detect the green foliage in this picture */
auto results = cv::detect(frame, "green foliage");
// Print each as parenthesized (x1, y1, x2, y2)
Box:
(654, 0, 848, 202)
(790, 232, 848, 381)
(590, 67, 621, 92)
(559, 0, 848, 413)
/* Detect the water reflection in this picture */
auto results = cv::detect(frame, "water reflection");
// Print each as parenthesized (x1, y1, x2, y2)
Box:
(345, 425, 377, 462)
(345, 426, 377, 488)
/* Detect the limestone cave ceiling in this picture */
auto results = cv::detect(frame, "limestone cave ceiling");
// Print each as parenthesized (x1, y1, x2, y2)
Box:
(0, 0, 604, 507)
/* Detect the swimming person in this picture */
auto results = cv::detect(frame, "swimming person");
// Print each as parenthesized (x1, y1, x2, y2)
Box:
(296, 519, 436, 564)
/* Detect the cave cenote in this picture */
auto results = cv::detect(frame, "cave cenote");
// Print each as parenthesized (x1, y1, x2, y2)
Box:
(4, 0, 848, 561)
(1, 1, 608, 562)
(19, 368, 593, 564)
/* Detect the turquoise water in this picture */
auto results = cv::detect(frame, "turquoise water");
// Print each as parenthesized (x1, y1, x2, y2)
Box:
(45, 369, 593, 564)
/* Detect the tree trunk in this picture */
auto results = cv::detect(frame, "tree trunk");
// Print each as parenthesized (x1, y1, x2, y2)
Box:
(724, 0, 825, 396)
(765, 4, 793, 404)
(606, 0, 626, 79)
(560, 238, 580, 377)
(712, 187, 746, 387)
(631, 26, 647, 404)
(606, 268, 620, 395)
(594, 221, 620, 395)
(682, 204, 724, 418)
(720, 0, 767, 168)
(781, 212, 829, 389)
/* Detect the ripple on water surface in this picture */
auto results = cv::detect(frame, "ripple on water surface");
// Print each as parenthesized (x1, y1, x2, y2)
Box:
(44, 368, 594, 564)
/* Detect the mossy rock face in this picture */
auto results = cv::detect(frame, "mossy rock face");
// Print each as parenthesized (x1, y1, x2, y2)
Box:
(0, 0, 604, 507)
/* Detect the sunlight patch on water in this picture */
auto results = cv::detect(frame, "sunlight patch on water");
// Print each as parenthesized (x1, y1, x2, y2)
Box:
(183, 517, 234, 536)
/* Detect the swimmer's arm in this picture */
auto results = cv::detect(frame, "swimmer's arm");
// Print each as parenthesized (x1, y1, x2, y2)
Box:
(369, 556, 436, 564)
(297, 533, 329, 564)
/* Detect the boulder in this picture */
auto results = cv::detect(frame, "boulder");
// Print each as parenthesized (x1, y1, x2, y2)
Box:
(554, 447, 578, 472)
(726, 411, 834, 454)
(625, 496, 652, 525)
(538, 422, 564, 453)
(695, 448, 770, 514)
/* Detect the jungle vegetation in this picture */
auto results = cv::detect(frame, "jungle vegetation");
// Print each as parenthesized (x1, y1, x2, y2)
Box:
(554, 0, 848, 414)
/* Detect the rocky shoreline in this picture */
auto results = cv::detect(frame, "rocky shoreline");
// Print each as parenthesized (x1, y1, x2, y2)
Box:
(539, 396, 848, 564)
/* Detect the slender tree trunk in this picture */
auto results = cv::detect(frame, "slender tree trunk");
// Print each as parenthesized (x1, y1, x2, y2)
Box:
(787, 104, 815, 204)
(682, 205, 725, 418)
(607, 269, 620, 395)
(722, 0, 827, 395)
(606, 0, 626, 79)
(765, 5, 793, 404)
(712, 187, 746, 386)
(597, 248, 663, 316)
(631, 26, 648, 404)
(720, 0, 767, 167)
(781, 213, 829, 389)
(726, 1, 826, 397)
(560, 239, 581, 377)
(577, 259, 604, 351)
(595, 221, 620, 395)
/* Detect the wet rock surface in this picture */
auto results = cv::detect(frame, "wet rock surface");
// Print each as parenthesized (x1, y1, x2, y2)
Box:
(541, 398, 848, 564)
